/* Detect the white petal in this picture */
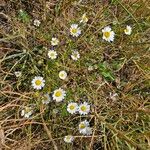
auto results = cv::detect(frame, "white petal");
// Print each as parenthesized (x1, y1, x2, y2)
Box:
(71, 24, 78, 28)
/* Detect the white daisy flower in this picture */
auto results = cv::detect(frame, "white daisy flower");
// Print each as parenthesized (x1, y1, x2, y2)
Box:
(78, 102, 90, 115)
(80, 13, 88, 23)
(67, 102, 78, 114)
(33, 19, 41, 27)
(71, 51, 80, 61)
(102, 26, 115, 42)
(21, 106, 33, 118)
(124, 25, 132, 35)
(70, 24, 81, 37)
(59, 70, 67, 80)
(83, 127, 92, 135)
(64, 135, 74, 143)
(31, 76, 45, 90)
(79, 120, 89, 130)
(79, 120, 92, 135)
(42, 93, 51, 104)
(52, 88, 66, 102)
(48, 50, 57, 60)
(14, 71, 21, 77)
(51, 37, 59, 46)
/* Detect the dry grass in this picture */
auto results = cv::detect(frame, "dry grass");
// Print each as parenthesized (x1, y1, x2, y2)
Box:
(0, 0, 150, 149)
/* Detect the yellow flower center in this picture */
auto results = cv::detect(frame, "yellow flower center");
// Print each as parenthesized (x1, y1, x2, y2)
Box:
(60, 73, 64, 77)
(69, 105, 75, 110)
(51, 53, 54, 56)
(55, 91, 62, 97)
(66, 136, 71, 140)
(80, 105, 87, 112)
(53, 40, 57, 44)
(104, 31, 110, 38)
(80, 123, 86, 129)
(73, 53, 78, 57)
(71, 28, 77, 34)
(35, 80, 42, 86)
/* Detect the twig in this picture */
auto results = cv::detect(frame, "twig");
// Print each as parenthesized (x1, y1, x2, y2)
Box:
(40, 106, 58, 150)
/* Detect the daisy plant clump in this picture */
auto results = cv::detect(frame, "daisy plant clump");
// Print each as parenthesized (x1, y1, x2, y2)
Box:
(64, 135, 74, 143)
(80, 13, 88, 23)
(70, 24, 81, 37)
(31, 76, 45, 90)
(102, 26, 115, 42)
(79, 120, 92, 135)
(21, 106, 33, 118)
(71, 50, 80, 61)
(124, 25, 132, 35)
(52, 88, 66, 102)
(67, 102, 78, 114)
(51, 37, 59, 46)
(1, 1, 149, 149)
(48, 50, 58, 60)
(59, 70, 67, 80)
(78, 102, 90, 115)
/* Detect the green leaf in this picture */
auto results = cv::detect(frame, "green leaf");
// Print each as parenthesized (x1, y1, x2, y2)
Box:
(101, 71, 115, 81)
(98, 62, 115, 81)
(18, 10, 30, 23)
(61, 104, 69, 117)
